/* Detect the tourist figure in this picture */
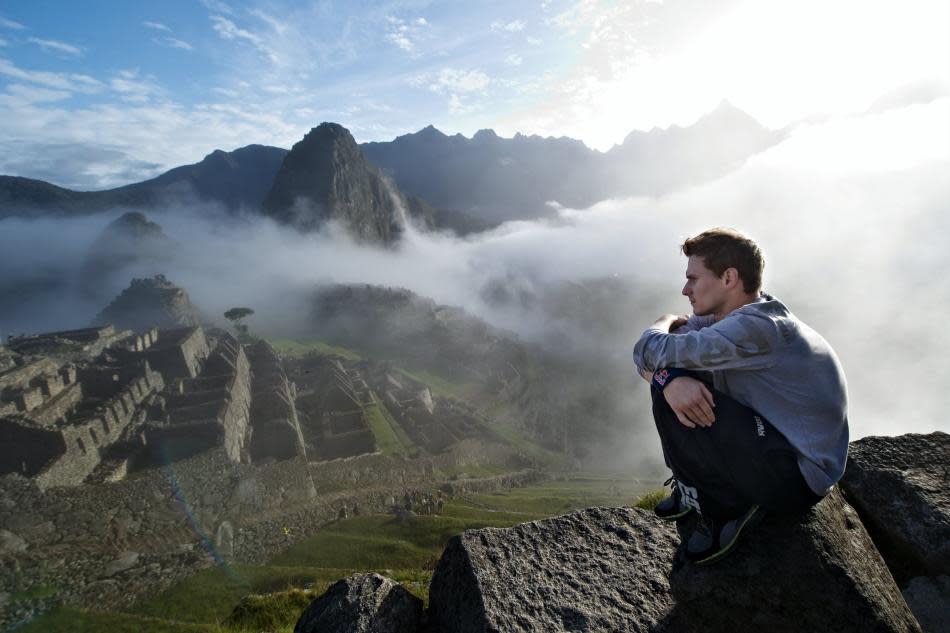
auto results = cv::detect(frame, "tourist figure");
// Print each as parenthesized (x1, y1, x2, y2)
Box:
(633, 228, 849, 564)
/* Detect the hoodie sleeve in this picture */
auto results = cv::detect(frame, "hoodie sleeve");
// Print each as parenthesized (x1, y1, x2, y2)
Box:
(633, 310, 782, 374)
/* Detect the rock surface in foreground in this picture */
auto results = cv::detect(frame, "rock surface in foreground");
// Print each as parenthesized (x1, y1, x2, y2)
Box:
(428, 506, 680, 633)
(293, 573, 422, 633)
(668, 488, 920, 633)
(840, 431, 950, 581)
(902, 575, 950, 633)
(428, 492, 920, 633)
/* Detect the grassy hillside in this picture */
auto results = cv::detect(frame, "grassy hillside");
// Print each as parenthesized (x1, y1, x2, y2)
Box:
(19, 477, 661, 633)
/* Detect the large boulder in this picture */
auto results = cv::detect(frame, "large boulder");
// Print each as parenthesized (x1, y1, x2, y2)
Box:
(293, 573, 422, 633)
(668, 488, 920, 632)
(428, 506, 681, 633)
(428, 493, 920, 633)
(839, 432, 950, 581)
(901, 575, 950, 633)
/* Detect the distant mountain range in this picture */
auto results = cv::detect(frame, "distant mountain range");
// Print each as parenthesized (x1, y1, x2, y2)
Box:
(363, 101, 783, 223)
(0, 102, 783, 238)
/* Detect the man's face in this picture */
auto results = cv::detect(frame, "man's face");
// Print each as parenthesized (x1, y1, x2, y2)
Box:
(682, 255, 727, 317)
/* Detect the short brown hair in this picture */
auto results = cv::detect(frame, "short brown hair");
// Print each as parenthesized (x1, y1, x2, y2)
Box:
(681, 228, 763, 293)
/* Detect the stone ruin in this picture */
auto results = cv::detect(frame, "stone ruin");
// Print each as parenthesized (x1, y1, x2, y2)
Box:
(376, 368, 487, 454)
(246, 341, 307, 462)
(0, 318, 547, 628)
(1, 321, 517, 492)
(283, 354, 495, 461)
(0, 326, 165, 489)
(0, 324, 307, 490)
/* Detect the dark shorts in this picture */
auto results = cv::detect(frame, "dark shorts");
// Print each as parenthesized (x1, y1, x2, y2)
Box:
(651, 380, 822, 519)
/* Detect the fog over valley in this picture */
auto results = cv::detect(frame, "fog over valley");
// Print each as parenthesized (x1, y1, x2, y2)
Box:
(3, 96, 947, 451)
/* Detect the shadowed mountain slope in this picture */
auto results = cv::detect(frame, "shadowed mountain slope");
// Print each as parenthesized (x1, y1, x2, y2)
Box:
(362, 101, 783, 225)
(261, 123, 435, 244)
(0, 144, 286, 218)
(78, 212, 177, 302)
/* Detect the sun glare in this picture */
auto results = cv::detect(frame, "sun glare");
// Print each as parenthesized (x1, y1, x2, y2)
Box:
(543, 0, 949, 150)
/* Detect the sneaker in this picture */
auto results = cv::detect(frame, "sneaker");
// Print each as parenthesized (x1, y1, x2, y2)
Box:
(654, 476, 694, 521)
(685, 505, 762, 565)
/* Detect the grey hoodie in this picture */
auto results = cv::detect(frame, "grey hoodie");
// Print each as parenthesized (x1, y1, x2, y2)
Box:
(633, 294, 849, 495)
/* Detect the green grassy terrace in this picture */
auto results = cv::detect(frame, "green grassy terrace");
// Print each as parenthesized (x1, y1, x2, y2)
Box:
(19, 477, 663, 633)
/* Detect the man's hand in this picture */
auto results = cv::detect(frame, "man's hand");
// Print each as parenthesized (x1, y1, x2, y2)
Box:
(653, 313, 690, 333)
(663, 376, 716, 428)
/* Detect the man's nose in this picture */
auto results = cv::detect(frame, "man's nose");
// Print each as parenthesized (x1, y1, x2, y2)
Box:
(682, 284, 690, 296)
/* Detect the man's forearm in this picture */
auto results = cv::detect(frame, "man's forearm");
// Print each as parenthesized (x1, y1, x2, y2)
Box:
(638, 366, 653, 383)
(633, 314, 689, 375)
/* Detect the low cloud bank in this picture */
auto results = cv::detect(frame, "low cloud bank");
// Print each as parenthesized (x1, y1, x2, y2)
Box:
(1, 98, 947, 446)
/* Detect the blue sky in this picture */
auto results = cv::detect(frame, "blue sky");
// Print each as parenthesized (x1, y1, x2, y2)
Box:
(0, 0, 947, 189)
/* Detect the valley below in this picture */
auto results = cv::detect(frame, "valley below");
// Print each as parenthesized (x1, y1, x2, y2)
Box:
(13, 475, 659, 632)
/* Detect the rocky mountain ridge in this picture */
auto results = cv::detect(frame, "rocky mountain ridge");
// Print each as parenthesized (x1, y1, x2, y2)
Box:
(1, 103, 781, 235)
(362, 101, 782, 224)
(0, 144, 287, 218)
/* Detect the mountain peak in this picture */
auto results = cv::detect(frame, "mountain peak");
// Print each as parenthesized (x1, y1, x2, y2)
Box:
(472, 128, 499, 142)
(304, 122, 355, 143)
(696, 100, 763, 128)
(419, 124, 446, 137)
(104, 211, 165, 239)
(261, 122, 405, 243)
(93, 274, 200, 332)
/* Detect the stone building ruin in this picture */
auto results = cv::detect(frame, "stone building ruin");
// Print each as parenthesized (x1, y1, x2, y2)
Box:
(284, 354, 495, 462)
(0, 323, 306, 490)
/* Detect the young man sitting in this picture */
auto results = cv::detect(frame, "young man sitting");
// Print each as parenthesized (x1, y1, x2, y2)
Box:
(632, 228, 849, 565)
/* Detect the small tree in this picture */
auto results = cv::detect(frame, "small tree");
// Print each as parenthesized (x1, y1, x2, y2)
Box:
(224, 307, 255, 342)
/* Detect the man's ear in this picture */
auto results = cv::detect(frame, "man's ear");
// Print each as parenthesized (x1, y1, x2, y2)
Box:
(721, 267, 741, 289)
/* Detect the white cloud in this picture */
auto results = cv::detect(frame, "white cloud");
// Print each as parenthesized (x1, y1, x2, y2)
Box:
(385, 15, 429, 53)
(110, 69, 162, 104)
(143, 21, 171, 32)
(0, 83, 71, 107)
(200, 0, 234, 15)
(210, 15, 278, 63)
(527, 36, 542, 45)
(0, 37, 7, 47)
(506, 54, 523, 66)
(491, 19, 526, 33)
(156, 36, 194, 51)
(0, 16, 25, 30)
(0, 97, 301, 189)
(142, 21, 193, 51)
(0, 57, 101, 92)
(432, 68, 490, 94)
(28, 37, 82, 56)
(387, 31, 413, 52)
(428, 69, 491, 115)
(248, 9, 288, 35)
(211, 15, 260, 43)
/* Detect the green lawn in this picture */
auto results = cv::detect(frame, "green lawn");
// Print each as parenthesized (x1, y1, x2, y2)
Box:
(484, 420, 568, 468)
(268, 338, 363, 361)
(363, 396, 412, 457)
(395, 367, 482, 400)
(16, 477, 661, 633)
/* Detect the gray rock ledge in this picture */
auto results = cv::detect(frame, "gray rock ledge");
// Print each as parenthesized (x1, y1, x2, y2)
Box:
(294, 572, 422, 633)
(428, 492, 920, 633)
(839, 431, 950, 581)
